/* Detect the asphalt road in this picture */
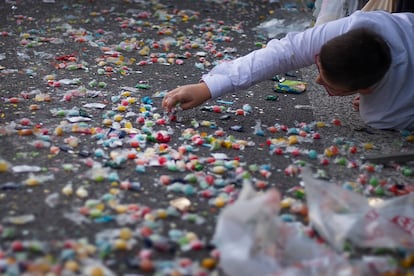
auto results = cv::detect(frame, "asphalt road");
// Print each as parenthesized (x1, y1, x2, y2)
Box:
(0, 0, 414, 275)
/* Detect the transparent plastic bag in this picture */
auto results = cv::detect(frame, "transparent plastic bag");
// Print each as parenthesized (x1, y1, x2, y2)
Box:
(213, 181, 359, 276)
(314, 0, 358, 26)
(302, 166, 414, 251)
(214, 169, 408, 275)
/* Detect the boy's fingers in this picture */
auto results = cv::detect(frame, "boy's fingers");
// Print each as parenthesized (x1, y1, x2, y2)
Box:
(163, 93, 183, 111)
(167, 95, 178, 107)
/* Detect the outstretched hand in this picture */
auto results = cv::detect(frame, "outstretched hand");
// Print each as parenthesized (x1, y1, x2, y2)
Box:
(162, 82, 212, 112)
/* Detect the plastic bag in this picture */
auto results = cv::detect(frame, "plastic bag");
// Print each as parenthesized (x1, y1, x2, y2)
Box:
(254, 17, 311, 39)
(314, 0, 358, 26)
(213, 169, 408, 275)
(303, 166, 414, 251)
(213, 182, 360, 276)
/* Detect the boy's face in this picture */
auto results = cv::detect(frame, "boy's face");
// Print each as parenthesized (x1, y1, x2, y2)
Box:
(315, 55, 359, 96)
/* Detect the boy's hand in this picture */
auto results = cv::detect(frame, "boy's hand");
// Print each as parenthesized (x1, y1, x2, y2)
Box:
(162, 83, 212, 112)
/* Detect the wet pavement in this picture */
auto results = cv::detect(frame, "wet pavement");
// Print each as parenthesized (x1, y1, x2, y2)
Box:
(0, 0, 414, 275)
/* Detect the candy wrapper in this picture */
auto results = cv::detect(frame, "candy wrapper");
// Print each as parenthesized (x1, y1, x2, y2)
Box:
(273, 80, 307, 94)
(303, 167, 414, 251)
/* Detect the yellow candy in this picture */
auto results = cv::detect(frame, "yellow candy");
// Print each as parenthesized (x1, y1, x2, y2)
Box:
(45, 74, 55, 81)
(324, 148, 333, 157)
(113, 239, 128, 250)
(102, 118, 112, 126)
(211, 165, 226, 174)
(214, 197, 226, 208)
(406, 135, 414, 142)
(115, 205, 128, 213)
(401, 258, 412, 268)
(87, 266, 104, 276)
(231, 160, 240, 167)
(288, 135, 298, 145)
(221, 140, 232, 148)
(0, 160, 10, 172)
(201, 258, 217, 270)
(127, 97, 137, 104)
(113, 114, 123, 122)
(54, 126, 64, 136)
(363, 143, 374, 150)
(139, 46, 150, 56)
(124, 121, 133, 129)
(95, 203, 105, 211)
(401, 254, 414, 268)
(25, 177, 39, 186)
(157, 209, 168, 219)
(271, 137, 287, 145)
(64, 260, 79, 272)
(316, 121, 326, 128)
(280, 197, 294, 209)
(109, 188, 120, 195)
(200, 121, 211, 127)
(119, 227, 133, 240)
(117, 105, 127, 112)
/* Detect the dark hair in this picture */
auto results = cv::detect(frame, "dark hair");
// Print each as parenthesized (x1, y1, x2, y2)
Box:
(319, 28, 391, 90)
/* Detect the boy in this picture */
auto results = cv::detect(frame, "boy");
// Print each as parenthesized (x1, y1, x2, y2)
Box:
(162, 11, 414, 130)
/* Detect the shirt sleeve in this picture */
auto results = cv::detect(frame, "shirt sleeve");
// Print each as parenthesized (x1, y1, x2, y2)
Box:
(201, 13, 356, 98)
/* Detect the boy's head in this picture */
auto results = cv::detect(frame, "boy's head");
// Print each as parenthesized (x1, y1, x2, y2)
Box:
(317, 28, 391, 95)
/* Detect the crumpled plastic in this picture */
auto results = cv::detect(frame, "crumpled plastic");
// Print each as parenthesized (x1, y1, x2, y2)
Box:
(213, 167, 410, 276)
(254, 16, 311, 39)
(214, 181, 358, 276)
(304, 167, 414, 251)
(314, 0, 358, 26)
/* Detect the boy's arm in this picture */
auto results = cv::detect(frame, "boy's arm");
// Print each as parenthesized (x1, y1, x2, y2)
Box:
(202, 14, 357, 99)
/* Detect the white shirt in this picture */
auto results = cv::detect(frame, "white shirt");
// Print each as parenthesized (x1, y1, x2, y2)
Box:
(202, 11, 414, 130)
